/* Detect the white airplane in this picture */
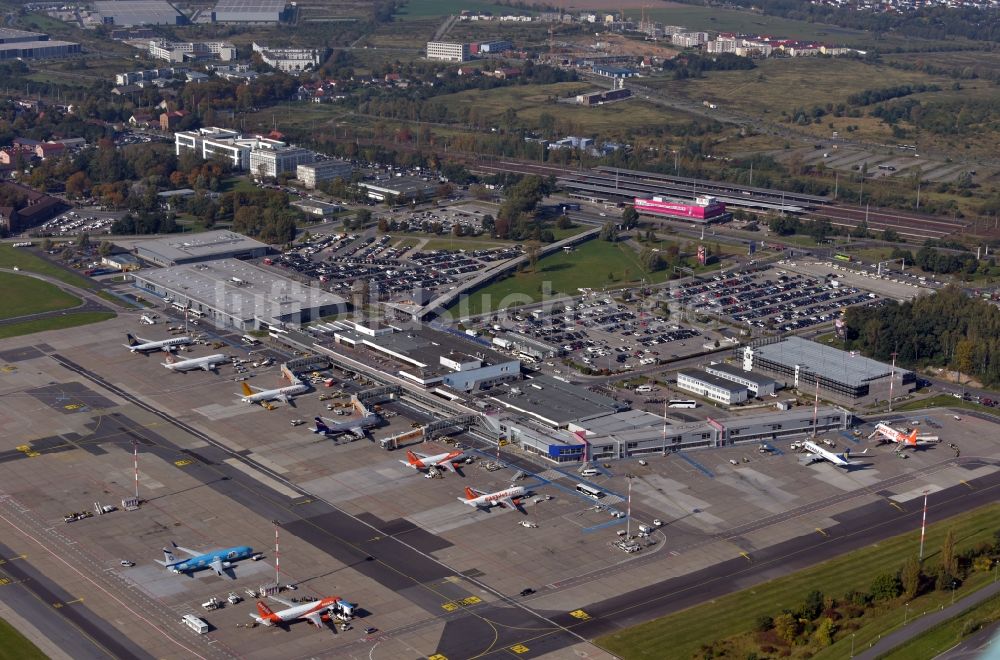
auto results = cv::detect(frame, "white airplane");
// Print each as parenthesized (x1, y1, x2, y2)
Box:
(800, 439, 867, 468)
(250, 595, 349, 629)
(458, 485, 526, 511)
(124, 333, 191, 354)
(400, 448, 465, 473)
(869, 423, 923, 448)
(237, 380, 308, 405)
(312, 413, 379, 439)
(162, 353, 227, 373)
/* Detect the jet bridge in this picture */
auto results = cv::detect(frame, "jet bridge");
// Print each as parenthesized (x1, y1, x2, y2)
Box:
(378, 414, 478, 450)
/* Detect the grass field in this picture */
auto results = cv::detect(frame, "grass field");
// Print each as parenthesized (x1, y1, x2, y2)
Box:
(0, 312, 116, 340)
(395, 0, 535, 20)
(0, 244, 95, 290)
(0, 272, 80, 320)
(881, 591, 1000, 660)
(0, 617, 46, 660)
(894, 395, 995, 414)
(446, 238, 663, 317)
(597, 503, 1000, 660)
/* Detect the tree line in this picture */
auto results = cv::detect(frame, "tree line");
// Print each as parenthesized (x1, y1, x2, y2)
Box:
(844, 286, 1000, 386)
(847, 83, 939, 107)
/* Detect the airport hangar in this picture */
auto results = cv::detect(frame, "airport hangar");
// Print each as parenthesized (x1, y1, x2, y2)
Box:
(132, 229, 268, 266)
(93, 0, 186, 26)
(483, 373, 851, 463)
(742, 336, 916, 405)
(132, 258, 347, 331)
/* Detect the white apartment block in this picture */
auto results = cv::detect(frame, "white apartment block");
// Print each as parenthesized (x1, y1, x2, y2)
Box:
(174, 127, 315, 176)
(297, 160, 353, 189)
(426, 41, 469, 62)
(251, 42, 325, 72)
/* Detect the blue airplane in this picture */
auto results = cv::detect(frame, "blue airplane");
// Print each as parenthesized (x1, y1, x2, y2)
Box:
(155, 541, 255, 579)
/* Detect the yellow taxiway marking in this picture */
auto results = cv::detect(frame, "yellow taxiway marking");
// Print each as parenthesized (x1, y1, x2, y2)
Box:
(292, 498, 313, 506)
(64, 598, 84, 605)
(174, 459, 193, 467)
(441, 602, 459, 612)
(63, 404, 82, 410)
(740, 551, 752, 562)
(458, 596, 481, 606)
(0, 577, 11, 586)
(961, 480, 974, 490)
(889, 501, 905, 512)
(569, 609, 591, 620)
(816, 528, 829, 537)
(510, 644, 530, 654)
(428, 655, 448, 660)
(52, 602, 63, 608)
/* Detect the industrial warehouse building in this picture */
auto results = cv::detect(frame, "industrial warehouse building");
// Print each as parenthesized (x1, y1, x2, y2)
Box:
(0, 28, 80, 60)
(704, 361, 778, 397)
(132, 258, 347, 330)
(742, 336, 916, 404)
(213, 0, 288, 23)
(94, 1, 186, 26)
(357, 177, 438, 203)
(330, 322, 521, 392)
(677, 370, 749, 405)
(133, 230, 268, 266)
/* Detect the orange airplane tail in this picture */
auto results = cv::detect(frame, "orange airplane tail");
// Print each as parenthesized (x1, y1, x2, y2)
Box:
(464, 487, 477, 500)
(256, 601, 274, 617)
(406, 450, 419, 465)
(241, 382, 253, 396)
(907, 429, 918, 444)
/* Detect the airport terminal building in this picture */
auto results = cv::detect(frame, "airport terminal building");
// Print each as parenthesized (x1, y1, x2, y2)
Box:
(742, 336, 915, 404)
(330, 322, 521, 392)
(133, 230, 268, 266)
(132, 258, 346, 330)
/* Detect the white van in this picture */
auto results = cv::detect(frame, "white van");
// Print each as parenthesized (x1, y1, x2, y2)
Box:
(182, 614, 208, 634)
(580, 468, 600, 477)
(635, 385, 653, 394)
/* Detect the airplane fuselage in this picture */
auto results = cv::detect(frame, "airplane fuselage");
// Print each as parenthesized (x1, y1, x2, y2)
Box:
(241, 384, 308, 404)
(127, 335, 192, 353)
(169, 545, 253, 574)
(466, 486, 525, 508)
(803, 440, 851, 466)
(163, 354, 226, 372)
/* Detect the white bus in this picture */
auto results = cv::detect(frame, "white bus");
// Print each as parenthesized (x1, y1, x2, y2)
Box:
(668, 399, 697, 409)
(575, 483, 604, 499)
(182, 614, 208, 634)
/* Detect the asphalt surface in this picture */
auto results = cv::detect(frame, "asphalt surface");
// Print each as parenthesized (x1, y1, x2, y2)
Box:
(0, 541, 149, 660)
(48, 354, 590, 659)
(937, 619, 1000, 660)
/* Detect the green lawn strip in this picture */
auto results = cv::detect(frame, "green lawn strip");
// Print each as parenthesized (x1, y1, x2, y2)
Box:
(95, 289, 139, 310)
(0, 272, 80, 319)
(0, 244, 96, 290)
(0, 312, 117, 340)
(596, 503, 1000, 659)
(396, 0, 535, 20)
(893, 395, 996, 414)
(0, 616, 47, 660)
(447, 239, 662, 317)
(878, 591, 1000, 660)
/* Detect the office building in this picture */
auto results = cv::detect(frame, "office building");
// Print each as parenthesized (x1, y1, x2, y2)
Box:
(704, 362, 778, 397)
(251, 42, 326, 72)
(297, 160, 353, 189)
(676, 370, 749, 405)
(133, 229, 268, 266)
(249, 143, 314, 178)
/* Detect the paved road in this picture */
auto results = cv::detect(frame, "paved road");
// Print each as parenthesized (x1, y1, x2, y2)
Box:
(936, 618, 1000, 659)
(0, 541, 149, 660)
(855, 580, 1000, 659)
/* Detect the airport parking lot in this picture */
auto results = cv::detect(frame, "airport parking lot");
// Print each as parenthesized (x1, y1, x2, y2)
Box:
(661, 266, 879, 334)
(265, 233, 522, 304)
(2, 313, 1000, 659)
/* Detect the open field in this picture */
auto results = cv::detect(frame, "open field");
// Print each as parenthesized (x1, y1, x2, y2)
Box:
(0, 272, 80, 320)
(395, 0, 537, 20)
(0, 618, 46, 660)
(894, 394, 995, 414)
(597, 503, 1000, 660)
(0, 312, 116, 340)
(447, 238, 665, 316)
(881, 592, 1000, 660)
(0, 245, 95, 290)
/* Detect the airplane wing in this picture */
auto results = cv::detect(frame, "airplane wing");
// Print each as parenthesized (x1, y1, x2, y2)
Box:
(801, 451, 824, 465)
(277, 393, 290, 403)
(173, 544, 201, 557)
(348, 426, 364, 438)
(498, 497, 518, 510)
(200, 363, 213, 371)
(303, 611, 325, 628)
(437, 459, 458, 473)
(209, 556, 226, 576)
(268, 595, 295, 608)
